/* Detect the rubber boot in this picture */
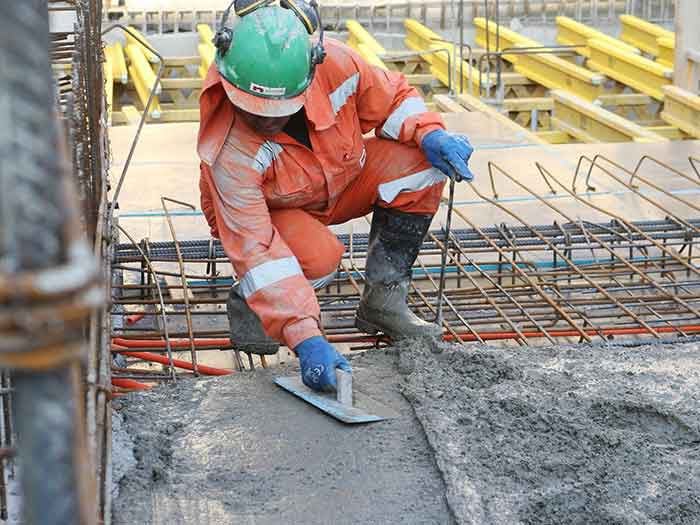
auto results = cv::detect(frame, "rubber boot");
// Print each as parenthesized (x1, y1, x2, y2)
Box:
(227, 284, 280, 355)
(354, 206, 443, 340)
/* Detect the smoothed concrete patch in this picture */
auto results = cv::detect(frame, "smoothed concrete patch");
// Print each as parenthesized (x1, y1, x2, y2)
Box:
(401, 341, 700, 524)
(112, 351, 453, 525)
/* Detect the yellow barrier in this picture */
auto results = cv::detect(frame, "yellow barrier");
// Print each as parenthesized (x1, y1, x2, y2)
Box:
(473, 17, 538, 63)
(661, 85, 700, 138)
(404, 19, 450, 67)
(656, 36, 675, 68)
(197, 24, 216, 78)
(619, 15, 674, 57)
(126, 26, 158, 63)
(474, 18, 605, 101)
(404, 19, 479, 93)
(555, 16, 639, 59)
(125, 43, 161, 118)
(346, 21, 388, 70)
(551, 90, 667, 143)
(197, 23, 214, 44)
(346, 20, 386, 55)
(587, 38, 672, 101)
(106, 42, 128, 84)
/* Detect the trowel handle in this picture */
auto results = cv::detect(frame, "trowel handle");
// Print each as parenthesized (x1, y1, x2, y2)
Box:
(336, 369, 353, 406)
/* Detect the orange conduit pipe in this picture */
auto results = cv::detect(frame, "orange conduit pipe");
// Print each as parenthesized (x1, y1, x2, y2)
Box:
(126, 313, 146, 325)
(112, 323, 700, 356)
(112, 343, 233, 376)
(444, 324, 700, 342)
(115, 335, 386, 347)
(112, 337, 230, 349)
(111, 378, 152, 391)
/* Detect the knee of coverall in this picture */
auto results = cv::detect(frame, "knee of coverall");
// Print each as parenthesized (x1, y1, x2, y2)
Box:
(270, 208, 345, 280)
(327, 137, 446, 225)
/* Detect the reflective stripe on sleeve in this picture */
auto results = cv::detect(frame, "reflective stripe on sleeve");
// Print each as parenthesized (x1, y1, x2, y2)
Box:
(240, 256, 303, 298)
(380, 97, 428, 139)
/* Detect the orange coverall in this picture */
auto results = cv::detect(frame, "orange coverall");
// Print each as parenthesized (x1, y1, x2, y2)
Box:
(198, 38, 447, 349)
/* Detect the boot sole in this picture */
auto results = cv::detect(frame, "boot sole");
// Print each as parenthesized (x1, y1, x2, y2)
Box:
(355, 315, 381, 336)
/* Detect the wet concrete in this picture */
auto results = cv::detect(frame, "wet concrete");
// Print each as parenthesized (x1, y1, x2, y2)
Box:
(110, 411, 137, 501)
(112, 350, 454, 524)
(401, 340, 700, 525)
(113, 339, 700, 524)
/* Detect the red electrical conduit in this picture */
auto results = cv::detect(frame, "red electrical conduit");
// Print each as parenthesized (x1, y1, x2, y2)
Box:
(111, 378, 152, 391)
(112, 337, 230, 349)
(112, 324, 700, 359)
(113, 335, 388, 347)
(126, 313, 146, 325)
(444, 324, 700, 342)
(112, 342, 234, 376)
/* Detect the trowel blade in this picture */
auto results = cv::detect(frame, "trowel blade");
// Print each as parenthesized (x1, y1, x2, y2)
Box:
(273, 376, 393, 424)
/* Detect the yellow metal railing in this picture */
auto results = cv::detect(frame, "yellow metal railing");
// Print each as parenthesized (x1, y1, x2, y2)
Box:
(126, 26, 159, 63)
(473, 17, 538, 63)
(661, 85, 700, 138)
(124, 43, 162, 119)
(555, 16, 639, 59)
(551, 90, 667, 143)
(197, 24, 216, 78)
(105, 41, 128, 84)
(587, 38, 672, 101)
(346, 20, 388, 70)
(619, 15, 674, 57)
(656, 36, 675, 69)
(474, 17, 606, 101)
(404, 19, 479, 93)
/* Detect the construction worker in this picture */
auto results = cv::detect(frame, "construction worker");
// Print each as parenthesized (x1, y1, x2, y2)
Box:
(198, 1, 473, 392)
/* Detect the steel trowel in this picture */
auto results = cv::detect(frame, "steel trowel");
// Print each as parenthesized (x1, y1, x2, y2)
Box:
(274, 369, 397, 424)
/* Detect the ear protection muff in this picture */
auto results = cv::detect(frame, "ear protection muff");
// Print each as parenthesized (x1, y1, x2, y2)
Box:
(212, 0, 237, 57)
(214, 0, 326, 66)
(281, 0, 326, 66)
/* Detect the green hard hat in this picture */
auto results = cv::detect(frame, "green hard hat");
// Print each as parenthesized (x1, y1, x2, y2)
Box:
(216, 6, 312, 117)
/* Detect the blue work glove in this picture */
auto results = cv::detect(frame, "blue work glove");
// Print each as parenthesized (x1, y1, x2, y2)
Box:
(421, 129, 474, 182)
(294, 336, 352, 392)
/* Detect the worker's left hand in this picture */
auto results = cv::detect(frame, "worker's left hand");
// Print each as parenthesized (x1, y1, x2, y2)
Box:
(421, 129, 474, 182)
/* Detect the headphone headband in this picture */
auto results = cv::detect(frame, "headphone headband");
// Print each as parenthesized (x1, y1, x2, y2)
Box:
(214, 1, 325, 66)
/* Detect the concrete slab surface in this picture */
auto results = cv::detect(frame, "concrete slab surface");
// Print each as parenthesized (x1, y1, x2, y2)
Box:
(112, 350, 454, 525)
(402, 340, 700, 524)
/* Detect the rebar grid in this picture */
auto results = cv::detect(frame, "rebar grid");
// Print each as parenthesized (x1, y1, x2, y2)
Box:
(111, 154, 700, 385)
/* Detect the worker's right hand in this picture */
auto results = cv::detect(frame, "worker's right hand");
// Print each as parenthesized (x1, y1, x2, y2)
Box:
(421, 129, 474, 182)
(294, 336, 352, 392)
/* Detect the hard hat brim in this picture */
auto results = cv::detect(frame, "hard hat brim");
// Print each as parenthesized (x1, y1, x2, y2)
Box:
(221, 76, 306, 117)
